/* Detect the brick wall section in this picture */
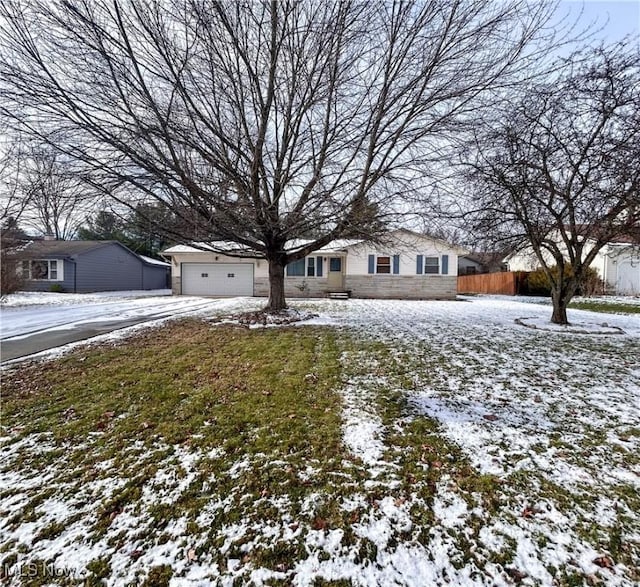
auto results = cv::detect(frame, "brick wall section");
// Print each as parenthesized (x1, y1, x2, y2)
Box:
(254, 277, 328, 298)
(176, 274, 457, 299)
(259, 275, 457, 299)
(172, 275, 182, 295)
(344, 275, 457, 299)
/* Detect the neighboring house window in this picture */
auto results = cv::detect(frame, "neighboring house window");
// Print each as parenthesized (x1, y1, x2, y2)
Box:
(377, 256, 391, 274)
(286, 257, 323, 277)
(416, 255, 449, 275)
(424, 256, 439, 274)
(368, 254, 400, 274)
(21, 259, 63, 281)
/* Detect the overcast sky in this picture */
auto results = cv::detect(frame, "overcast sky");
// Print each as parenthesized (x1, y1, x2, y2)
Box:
(559, 0, 640, 43)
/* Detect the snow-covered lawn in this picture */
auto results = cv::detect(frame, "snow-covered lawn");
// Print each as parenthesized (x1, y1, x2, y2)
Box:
(1, 296, 639, 586)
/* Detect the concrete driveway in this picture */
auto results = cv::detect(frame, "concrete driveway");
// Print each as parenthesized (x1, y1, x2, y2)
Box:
(0, 293, 247, 362)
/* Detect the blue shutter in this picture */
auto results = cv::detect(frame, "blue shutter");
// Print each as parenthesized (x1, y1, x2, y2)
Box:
(416, 255, 423, 275)
(317, 256, 323, 277)
(392, 254, 400, 274)
(368, 255, 375, 274)
(441, 255, 449, 275)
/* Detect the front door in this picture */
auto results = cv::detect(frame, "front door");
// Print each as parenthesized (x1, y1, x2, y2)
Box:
(327, 257, 344, 290)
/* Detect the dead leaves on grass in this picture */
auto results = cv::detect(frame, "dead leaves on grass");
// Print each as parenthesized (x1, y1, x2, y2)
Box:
(592, 555, 615, 569)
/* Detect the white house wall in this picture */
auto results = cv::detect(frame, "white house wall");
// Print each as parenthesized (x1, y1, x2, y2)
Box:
(345, 232, 460, 277)
(506, 241, 639, 294)
(606, 247, 640, 295)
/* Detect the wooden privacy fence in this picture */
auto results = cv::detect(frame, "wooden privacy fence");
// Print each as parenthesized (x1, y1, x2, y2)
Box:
(457, 271, 528, 295)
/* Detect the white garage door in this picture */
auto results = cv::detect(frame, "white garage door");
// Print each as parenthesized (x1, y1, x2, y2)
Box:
(182, 263, 254, 296)
(616, 258, 640, 295)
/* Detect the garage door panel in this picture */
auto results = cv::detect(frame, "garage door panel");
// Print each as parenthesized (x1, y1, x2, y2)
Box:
(182, 263, 254, 296)
(616, 259, 640, 295)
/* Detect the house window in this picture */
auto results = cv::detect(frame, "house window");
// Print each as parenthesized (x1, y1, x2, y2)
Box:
(376, 256, 391, 274)
(286, 259, 305, 277)
(329, 257, 342, 272)
(417, 254, 448, 275)
(22, 259, 62, 281)
(424, 257, 439, 274)
(286, 257, 323, 277)
(368, 254, 399, 275)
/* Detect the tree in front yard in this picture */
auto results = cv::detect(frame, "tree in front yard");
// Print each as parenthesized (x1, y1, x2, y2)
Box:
(0, 0, 558, 310)
(466, 44, 640, 324)
(0, 217, 29, 298)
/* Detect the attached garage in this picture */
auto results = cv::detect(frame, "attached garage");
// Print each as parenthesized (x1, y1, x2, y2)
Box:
(181, 263, 254, 296)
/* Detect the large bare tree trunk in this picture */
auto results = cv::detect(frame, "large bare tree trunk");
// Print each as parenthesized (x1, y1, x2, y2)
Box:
(550, 279, 578, 325)
(550, 291, 569, 325)
(266, 258, 287, 312)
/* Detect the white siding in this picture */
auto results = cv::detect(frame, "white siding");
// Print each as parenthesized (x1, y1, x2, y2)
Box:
(165, 230, 464, 299)
(169, 252, 267, 278)
(345, 232, 461, 276)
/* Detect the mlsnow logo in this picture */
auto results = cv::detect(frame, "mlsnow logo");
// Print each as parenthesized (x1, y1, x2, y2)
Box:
(1, 559, 76, 580)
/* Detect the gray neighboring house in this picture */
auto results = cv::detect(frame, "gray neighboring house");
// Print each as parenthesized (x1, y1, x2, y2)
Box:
(20, 240, 170, 293)
(458, 252, 508, 275)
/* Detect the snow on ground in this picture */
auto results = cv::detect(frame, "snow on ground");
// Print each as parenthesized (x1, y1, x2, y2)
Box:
(0, 291, 264, 360)
(1, 288, 173, 307)
(1, 295, 639, 585)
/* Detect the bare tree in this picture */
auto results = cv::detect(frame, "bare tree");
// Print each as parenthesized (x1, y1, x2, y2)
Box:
(0, 0, 559, 310)
(0, 129, 30, 225)
(465, 43, 640, 324)
(19, 142, 96, 239)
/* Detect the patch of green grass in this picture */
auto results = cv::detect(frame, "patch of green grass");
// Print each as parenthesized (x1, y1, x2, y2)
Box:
(568, 300, 640, 314)
(142, 564, 173, 587)
(1, 320, 356, 580)
(2, 321, 344, 459)
(85, 557, 111, 585)
(34, 521, 66, 543)
(3, 313, 639, 586)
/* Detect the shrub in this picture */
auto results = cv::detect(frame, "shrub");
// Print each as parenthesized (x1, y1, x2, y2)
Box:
(527, 264, 603, 296)
(49, 283, 64, 293)
(0, 254, 24, 299)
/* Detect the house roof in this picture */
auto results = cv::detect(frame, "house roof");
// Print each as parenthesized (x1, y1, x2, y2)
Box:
(162, 239, 363, 257)
(22, 240, 114, 257)
(461, 251, 509, 266)
(139, 254, 171, 267)
(162, 241, 259, 256)
(21, 240, 170, 268)
(162, 230, 466, 257)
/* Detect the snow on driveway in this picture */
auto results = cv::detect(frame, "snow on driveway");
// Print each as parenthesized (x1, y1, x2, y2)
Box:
(0, 290, 265, 362)
(0, 290, 255, 340)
